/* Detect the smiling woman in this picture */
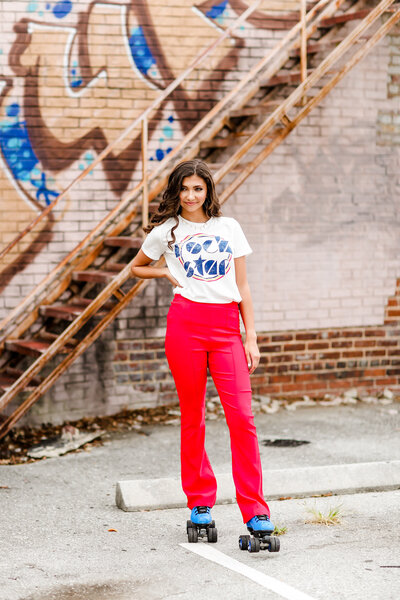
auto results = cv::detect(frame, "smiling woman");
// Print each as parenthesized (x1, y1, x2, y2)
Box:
(179, 174, 208, 219)
(130, 159, 275, 543)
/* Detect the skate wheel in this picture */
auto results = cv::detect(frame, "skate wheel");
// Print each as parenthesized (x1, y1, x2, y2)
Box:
(239, 535, 250, 550)
(248, 537, 260, 553)
(187, 527, 198, 543)
(207, 527, 218, 543)
(268, 537, 280, 553)
(186, 520, 193, 534)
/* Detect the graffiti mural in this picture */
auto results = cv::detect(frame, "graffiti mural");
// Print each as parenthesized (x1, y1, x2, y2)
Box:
(3, 0, 240, 193)
(0, 0, 294, 292)
(0, 0, 245, 289)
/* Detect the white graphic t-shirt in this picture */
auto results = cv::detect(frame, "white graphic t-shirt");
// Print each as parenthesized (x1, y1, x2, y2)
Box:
(141, 215, 252, 303)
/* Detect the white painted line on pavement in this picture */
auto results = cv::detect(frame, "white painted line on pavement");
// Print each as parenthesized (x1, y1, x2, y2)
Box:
(180, 543, 316, 600)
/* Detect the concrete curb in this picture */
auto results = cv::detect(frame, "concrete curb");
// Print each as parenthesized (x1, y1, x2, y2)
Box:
(115, 460, 400, 511)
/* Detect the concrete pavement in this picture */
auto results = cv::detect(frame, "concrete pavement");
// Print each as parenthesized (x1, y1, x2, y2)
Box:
(0, 401, 399, 600)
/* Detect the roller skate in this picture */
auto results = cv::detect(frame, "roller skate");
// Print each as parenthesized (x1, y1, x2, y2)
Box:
(186, 506, 218, 543)
(238, 514, 280, 553)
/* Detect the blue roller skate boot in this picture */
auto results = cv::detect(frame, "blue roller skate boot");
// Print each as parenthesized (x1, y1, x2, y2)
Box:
(239, 514, 280, 554)
(246, 514, 274, 534)
(186, 506, 217, 543)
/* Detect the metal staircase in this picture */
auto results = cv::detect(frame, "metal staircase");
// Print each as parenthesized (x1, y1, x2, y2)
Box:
(0, 0, 399, 438)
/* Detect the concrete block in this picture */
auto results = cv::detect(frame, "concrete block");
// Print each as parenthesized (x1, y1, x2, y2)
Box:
(115, 460, 400, 512)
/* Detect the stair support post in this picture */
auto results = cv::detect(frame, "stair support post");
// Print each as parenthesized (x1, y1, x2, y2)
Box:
(300, 0, 308, 105)
(142, 116, 149, 230)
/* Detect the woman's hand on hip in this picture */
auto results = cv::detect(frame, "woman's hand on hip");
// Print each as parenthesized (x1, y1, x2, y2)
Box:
(162, 267, 182, 288)
(244, 337, 260, 374)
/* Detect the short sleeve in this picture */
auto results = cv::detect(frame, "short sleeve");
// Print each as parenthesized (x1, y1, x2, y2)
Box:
(231, 219, 252, 258)
(141, 225, 168, 260)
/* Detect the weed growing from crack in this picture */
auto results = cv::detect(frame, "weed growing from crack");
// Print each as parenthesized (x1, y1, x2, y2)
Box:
(273, 525, 287, 536)
(304, 504, 343, 526)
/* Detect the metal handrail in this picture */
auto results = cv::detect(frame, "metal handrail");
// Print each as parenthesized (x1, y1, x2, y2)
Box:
(0, 0, 262, 263)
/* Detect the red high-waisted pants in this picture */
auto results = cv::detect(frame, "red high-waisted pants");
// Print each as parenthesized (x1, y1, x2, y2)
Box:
(165, 294, 269, 523)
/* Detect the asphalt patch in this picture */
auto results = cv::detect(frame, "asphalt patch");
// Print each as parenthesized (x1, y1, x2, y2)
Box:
(262, 438, 311, 447)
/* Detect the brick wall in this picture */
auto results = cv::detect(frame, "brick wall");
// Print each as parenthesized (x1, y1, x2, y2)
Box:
(22, 276, 400, 427)
(114, 280, 400, 402)
(1, 2, 400, 425)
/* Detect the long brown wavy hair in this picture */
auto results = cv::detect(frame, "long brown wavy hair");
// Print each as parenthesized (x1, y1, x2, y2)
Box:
(144, 159, 222, 248)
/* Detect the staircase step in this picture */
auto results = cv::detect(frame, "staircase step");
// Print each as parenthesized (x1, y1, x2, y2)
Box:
(200, 131, 255, 149)
(40, 304, 86, 320)
(71, 297, 117, 309)
(230, 101, 282, 118)
(32, 330, 80, 347)
(200, 137, 238, 149)
(0, 374, 39, 393)
(4, 368, 42, 386)
(209, 163, 245, 172)
(5, 339, 72, 357)
(40, 297, 117, 320)
(262, 69, 313, 87)
(71, 265, 124, 283)
(290, 38, 345, 57)
(104, 236, 143, 249)
(105, 262, 127, 272)
(319, 8, 372, 28)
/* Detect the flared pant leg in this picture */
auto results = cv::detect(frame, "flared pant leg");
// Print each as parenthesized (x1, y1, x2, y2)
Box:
(207, 339, 270, 523)
(165, 295, 270, 522)
(165, 303, 217, 508)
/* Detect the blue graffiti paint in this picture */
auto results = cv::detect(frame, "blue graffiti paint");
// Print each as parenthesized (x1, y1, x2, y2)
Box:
(84, 151, 94, 165)
(27, 1, 39, 13)
(6, 104, 20, 118)
(31, 172, 59, 205)
(149, 116, 175, 162)
(206, 1, 228, 20)
(53, 0, 73, 19)
(0, 119, 38, 182)
(162, 125, 173, 139)
(70, 62, 82, 88)
(129, 27, 156, 76)
(82, 151, 94, 175)
(0, 105, 59, 205)
(70, 68, 82, 88)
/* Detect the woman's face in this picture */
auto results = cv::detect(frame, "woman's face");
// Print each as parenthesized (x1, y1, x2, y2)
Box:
(179, 174, 208, 221)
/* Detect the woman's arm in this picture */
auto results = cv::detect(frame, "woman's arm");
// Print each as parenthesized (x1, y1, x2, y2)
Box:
(235, 256, 260, 374)
(131, 249, 181, 288)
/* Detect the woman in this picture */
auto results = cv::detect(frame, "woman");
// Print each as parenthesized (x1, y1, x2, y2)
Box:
(130, 159, 274, 536)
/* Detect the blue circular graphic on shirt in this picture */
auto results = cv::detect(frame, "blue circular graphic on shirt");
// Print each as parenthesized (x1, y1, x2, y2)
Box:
(174, 233, 233, 281)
